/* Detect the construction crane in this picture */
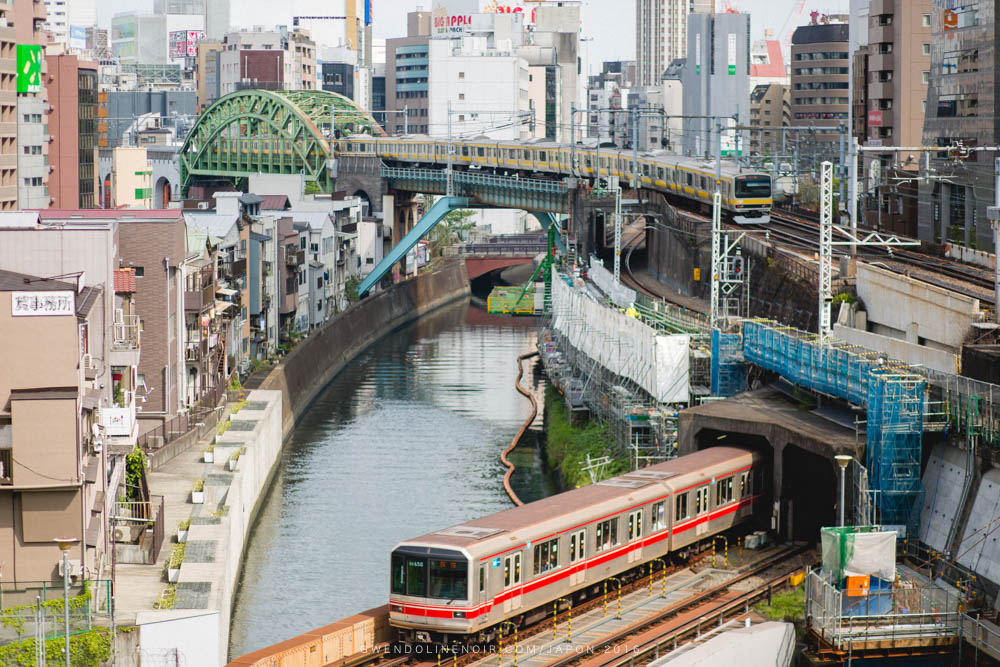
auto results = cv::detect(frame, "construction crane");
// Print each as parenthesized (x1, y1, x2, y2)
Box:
(777, 0, 809, 48)
(720, 0, 739, 12)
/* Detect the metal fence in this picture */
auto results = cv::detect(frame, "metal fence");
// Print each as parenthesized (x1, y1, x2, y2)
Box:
(806, 570, 960, 651)
(112, 495, 165, 564)
(0, 578, 115, 647)
(136, 376, 228, 451)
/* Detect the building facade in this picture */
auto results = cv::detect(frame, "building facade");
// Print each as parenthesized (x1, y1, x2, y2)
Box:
(385, 11, 432, 135)
(919, 0, 999, 249)
(789, 19, 850, 152)
(681, 12, 751, 158)
(749, 83, 791, 156)
(46, 54, 99, 209)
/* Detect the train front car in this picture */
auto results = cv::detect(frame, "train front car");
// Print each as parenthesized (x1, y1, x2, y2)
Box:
(732, 173, 773, 224)
(390, 544, 475, 646)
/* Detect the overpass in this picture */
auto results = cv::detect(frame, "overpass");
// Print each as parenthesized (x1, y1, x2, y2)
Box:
(444, 234, 549, 280)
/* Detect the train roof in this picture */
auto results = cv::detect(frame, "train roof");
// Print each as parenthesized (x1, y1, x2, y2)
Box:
(401, 446, 756, 554)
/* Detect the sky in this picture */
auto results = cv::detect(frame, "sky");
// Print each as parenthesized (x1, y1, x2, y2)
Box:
(97, 0, 850, 70)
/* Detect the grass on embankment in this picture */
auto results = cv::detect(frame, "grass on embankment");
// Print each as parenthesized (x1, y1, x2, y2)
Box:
(544, 385, 628, 489)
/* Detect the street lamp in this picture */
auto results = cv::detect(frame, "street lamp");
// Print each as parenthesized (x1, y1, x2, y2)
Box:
(835, 455, 853, 527)
(54, 537, 78, 667)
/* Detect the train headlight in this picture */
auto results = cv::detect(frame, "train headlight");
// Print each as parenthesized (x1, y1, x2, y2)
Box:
(453, 611, 467, 619)
(391, 604, 403, 613)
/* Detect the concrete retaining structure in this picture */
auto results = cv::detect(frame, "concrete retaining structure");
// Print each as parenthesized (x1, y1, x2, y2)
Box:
(832, 324, 959, 376)
(918, 443, 974, 554)
(260, 260, 472, 438)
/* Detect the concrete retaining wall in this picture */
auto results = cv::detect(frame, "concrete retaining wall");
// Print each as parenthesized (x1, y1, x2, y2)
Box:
(856, 263, 980, 351)
(832, 324, 959, 375)
(260, 260, 472, 439)
(918, 443, 973, 553)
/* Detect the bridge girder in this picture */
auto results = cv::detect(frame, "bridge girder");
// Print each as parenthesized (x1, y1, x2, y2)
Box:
(180, 89, 384, 196)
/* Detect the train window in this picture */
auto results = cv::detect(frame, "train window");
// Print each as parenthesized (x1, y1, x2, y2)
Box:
(628, 510, 643, 541)
(716, 477, 734, 506)
(676, 494, 689, 521)
(533, 537, 559, 575)
(642, 164, 650, 176)
(596, 518, 618, 552)
(462, 146, 469, 157)
(429, 559, 468, 599)
(740, 471, 751, 497)
(657, 167, 664, 180)
(651, 501, 666, 531)
(686, 173, 693, 187)
(504, 558, 511, 587)
(514, 553, 521, 585)
(477, 146, 485, 157)
(539, 151, 547, 162)
(402, 557, 426, 597)
(696, 487, 709, 514)
(479, 567, 485, 593)
(569, 529, 586, 562)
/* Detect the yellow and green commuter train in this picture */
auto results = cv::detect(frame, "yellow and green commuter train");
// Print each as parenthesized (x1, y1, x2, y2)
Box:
(336, 135, 772, 225)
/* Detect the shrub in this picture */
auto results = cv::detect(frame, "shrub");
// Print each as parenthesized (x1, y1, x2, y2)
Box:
(177, 519, 190, 532)
(168, 543, 186, 569)
(153, 585, 177, 610)
(192, 478, 205, 493)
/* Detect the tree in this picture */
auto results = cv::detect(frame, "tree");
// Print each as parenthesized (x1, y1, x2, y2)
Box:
(423, 196, 478, 254)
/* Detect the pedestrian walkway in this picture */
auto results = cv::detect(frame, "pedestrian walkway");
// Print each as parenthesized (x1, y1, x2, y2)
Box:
(113, 402, 235, 626)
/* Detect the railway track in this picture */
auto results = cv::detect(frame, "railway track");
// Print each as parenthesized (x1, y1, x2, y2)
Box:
(537, 543, 813, 667)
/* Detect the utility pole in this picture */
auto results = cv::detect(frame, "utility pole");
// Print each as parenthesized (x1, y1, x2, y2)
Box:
(613, 186, 622, 284)
(818, 161, 834, 341)
(570, 102, 576, 176)
(404, 104, 408, 134)
(848, 136, 859, 256)
(631, 107, 639, 188)
(839, 122, 847, 207)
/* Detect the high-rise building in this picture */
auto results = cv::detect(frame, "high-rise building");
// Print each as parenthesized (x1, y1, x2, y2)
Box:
(196, 40, 224, 112)
(636, 0, 715, 87)
(46, 54, 99, 208)
(218, 27, 317, 95)
(681, 12, 751, 158)
(789, 16, 850, 152)
(44, 0, 96, 48)
(919, 0, 998, 249)
(386, 11, 432, 135)
(749, 83, 790, 156)
(15, 0, 51, 210)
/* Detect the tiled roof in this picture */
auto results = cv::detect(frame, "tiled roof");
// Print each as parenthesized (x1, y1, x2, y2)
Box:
(260, 195, 290, 210)
(0, 268, 75, 292)
(114, 269, 137, 293)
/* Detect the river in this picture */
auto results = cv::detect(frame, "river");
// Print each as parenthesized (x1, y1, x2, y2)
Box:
(228, 299, 554, 657)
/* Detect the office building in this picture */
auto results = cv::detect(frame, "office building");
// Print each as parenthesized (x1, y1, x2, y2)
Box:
(636, 0, 715, 87)
(789, 16, 849, 151)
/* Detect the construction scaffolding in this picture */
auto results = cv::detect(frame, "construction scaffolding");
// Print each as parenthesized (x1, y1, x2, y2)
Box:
(741, 320, 926, 533)
(711, 329, 746, 397)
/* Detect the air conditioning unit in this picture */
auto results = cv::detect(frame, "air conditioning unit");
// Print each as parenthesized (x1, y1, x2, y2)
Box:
(81, 353, 94, 370)
(197, 202, 210, 210)
(58, 559, 82, 579)
(113, 527, 127, 542)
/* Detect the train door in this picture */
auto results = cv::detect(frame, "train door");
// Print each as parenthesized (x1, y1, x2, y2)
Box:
(627, 510, 643, 563)
(502, 552, 522, 612)
(479, 564, 488, 604)
(695, 485, 710, 537)
(569, 529, 586, 586)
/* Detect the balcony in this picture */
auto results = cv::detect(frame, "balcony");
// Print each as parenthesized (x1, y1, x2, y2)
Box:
(868, 52, 895, 72)
(868, 25, 894, 45)
(101, 391, 137, 443)
(185, 266, 215, 312)
(868, 81, 894, 101)
(286, 250, 304, 267)
(110, 314, 140, 368)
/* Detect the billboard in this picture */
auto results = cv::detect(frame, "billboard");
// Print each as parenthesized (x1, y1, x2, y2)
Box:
(365, 0, 373, 25)
(169, 30, 204, 59)
(16, 45, 41, 94)
(69, 25, 87, 51)
(868, 110, 883, 127)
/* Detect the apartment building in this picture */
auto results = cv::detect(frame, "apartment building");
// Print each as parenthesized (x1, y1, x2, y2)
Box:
(46, 54, 99, 208)
(218, 27, 318, 95)
(790, 18, 849, 159)
(385, 11, 432, 135)
(0, 215, 146, 581)
(749, 83, 791, 156)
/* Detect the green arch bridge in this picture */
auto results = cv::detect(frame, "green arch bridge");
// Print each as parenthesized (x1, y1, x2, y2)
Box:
(179, 89, 383, 196)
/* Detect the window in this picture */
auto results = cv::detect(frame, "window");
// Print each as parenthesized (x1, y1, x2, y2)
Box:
(503, 553, 522, 588)
(595, 518, 618, 552)
(569, 529, 585, 562)
(922, 71, 930, 84)
(299, 236, 306, 250)
(310, 243, 319, 253)
(458, 71, 465, 79)
(532, 537, 559, 575)
(922, 43, 931, 56)
(676, 493, 689, 521)
(133, 266, 144, 278)
(22, 176, 42, 187)
(298, 272, 305, 286)
(459, 93, 465, 100)
(429, 558, 468, 599)
(22, 145, 41, 155)
(627, 510, 643, 541)
(390, 553, 427, 597)
(716, 477, 734, 506)
(651, 501, 666, 531)
(695, 486, 709, 514)
(921, 13, 930, 28)
(316, 276, 323, 289)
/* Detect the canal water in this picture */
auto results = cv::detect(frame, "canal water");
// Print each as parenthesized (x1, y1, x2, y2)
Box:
(228, 299, 555, 658)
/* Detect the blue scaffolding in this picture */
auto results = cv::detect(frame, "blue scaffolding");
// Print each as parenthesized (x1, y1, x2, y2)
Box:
(711, 329, 746, 397)
(742, 321, 925, 531)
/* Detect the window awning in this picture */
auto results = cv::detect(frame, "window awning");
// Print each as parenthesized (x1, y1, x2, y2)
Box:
(214, 300, 235, 312)
(215, 287, 238, 296)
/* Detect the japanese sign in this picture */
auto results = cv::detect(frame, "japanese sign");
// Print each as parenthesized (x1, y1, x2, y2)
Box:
(11, 291, 75, 316)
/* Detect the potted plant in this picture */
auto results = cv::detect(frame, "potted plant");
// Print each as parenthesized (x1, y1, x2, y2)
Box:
(191, 479, 205, 504)
(228, 452, 239, 471)
(203, 444, 214, 463)
(167, 543, 186, 583)
(177, 519, 190, 544)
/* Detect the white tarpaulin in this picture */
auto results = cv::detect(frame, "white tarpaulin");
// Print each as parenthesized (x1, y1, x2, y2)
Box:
(588, 257, 638, 309)
(551, 270, 689, 403)
(821, 527, 897, 581)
